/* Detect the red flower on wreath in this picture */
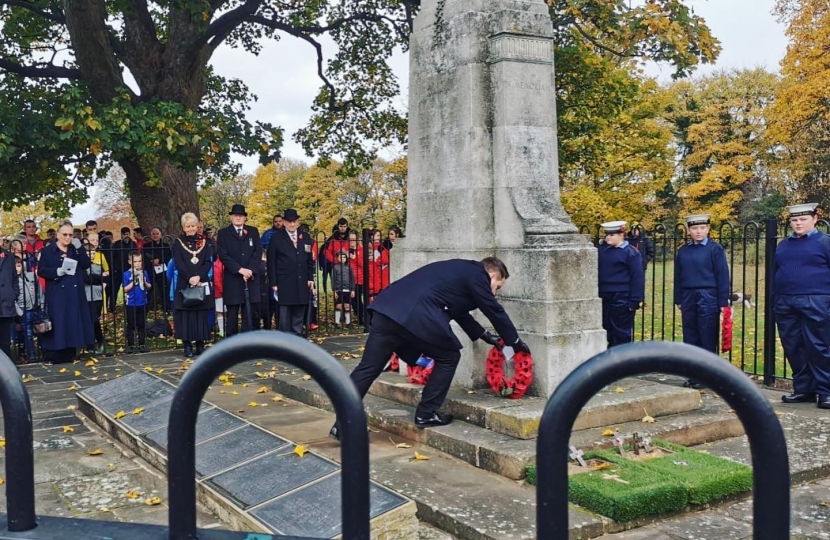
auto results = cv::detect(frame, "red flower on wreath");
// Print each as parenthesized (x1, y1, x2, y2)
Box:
(486, 345, 533, 399)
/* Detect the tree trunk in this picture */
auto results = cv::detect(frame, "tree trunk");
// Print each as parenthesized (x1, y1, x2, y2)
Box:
(121, 159, 200, 236)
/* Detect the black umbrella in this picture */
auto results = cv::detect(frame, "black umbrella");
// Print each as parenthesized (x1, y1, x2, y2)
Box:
(243, 279, 253, 332)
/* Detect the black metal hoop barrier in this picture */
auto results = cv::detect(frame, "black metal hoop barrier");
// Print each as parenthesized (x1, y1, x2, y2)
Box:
(536, 341, 790, 540)
(167, 330, 371, 540)
(0, 353, 37, 531)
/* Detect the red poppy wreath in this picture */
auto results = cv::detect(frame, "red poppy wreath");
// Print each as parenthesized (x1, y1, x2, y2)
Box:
(485, 345, 533, 399)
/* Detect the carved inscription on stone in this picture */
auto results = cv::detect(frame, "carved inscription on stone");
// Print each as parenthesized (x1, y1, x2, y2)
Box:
(489, 33, 554, 65)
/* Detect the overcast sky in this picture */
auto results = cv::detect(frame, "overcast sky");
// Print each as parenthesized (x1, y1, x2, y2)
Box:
(72, 0, 789, 223)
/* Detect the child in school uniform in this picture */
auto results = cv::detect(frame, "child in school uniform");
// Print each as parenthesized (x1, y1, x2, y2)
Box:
(123, 251, 152, 353)
(331, 250, 355, 326)
(14, 256, 44, 362)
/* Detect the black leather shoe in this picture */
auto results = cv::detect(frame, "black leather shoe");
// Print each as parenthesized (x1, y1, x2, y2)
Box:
(817, 395, 830, 409)
(415, 413, 453, 428)
(329, 423, 340, 441)
(183, 343, 194, 358)
(782, 392, 816, 404)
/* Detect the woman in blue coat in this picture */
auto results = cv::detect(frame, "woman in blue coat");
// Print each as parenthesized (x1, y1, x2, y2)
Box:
(38, 221, 94, 364)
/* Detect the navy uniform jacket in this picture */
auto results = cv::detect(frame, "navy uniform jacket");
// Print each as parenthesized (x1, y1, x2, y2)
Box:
(369, 259, 519, 350)
(217, 224, 262, 305)
(673, 239, 730, 307)
(598, 242, 645, 310)
(266, 228, 315, 306)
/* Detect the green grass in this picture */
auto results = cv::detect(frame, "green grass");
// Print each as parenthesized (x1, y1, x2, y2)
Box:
(526, 439, 753, 522)
(635, 259, 788, 378)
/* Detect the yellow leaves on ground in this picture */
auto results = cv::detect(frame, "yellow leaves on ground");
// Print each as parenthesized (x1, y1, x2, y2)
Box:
(144, 367, 154, 372)
(0, 477, 4, 485)
(231, 390, 239, 396)
(411, 452, 429, 462)
(87, 449, 104, 456)
(63, 426, 74, 433)
(389, 438, 412, 449)
(156, 368, 165, 374)
(219, 390, 226, 395)
(602, 429, 615, 436)
(293, 445, 307, 458)
(68, 385, 77, 391)
(114, 411, 126, 420)
(242, 383, 249, 388)
(615, 387, 625, 394)
(270, 396, 283, 403)
(257, 386, 269, 394)
(59, 368, 67, 373)
(144, 496, 162, 506)
(85, 360, 95, 367)
(0, 437, 5, 448)
(67, 405, 76, 411)
(248, 402, 259, 408)
(218, 373, 236, 383)
(642, 408, 656, 424)
(125, 491, 140, 499)
(223, 381, 234, 387)
(302, 375, 312, 381)
(255, 362, 263, 367)
(133, 407, 145, 415)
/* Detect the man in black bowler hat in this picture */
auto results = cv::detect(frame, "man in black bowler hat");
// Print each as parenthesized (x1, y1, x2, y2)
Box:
(329, 257, 529, 440)
(217, 204, 262, 335)
(267, 208, 315, 336)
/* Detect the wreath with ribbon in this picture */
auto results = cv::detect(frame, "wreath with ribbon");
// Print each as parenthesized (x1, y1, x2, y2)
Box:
(486, 345, 533, 399)
(386, 353, 434, 385)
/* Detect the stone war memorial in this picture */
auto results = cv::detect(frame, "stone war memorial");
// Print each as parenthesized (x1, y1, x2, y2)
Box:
(395, 0, 607, 396)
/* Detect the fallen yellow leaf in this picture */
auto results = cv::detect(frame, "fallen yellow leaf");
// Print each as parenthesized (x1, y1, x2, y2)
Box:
(108, 463, 114, 468)
(642, 408, 656, 424)
(114, 411, 126, 420)
(144, 497, 162, 506)
(133, 407, 145, 415)
(270, 396, 283, 402)
(248, 401, 258, 407)
(89, 377, 98, 381)
(0, 477, 4, 485)
(219, 390, 226, 394)
(89, 357, 98, 363)
(59, 368, 68, 373)
(242, 383, 249, 388)
(73, 359, 80, 364)
(231, 390, 239, 396)
(819, 501, 829, 507)
(602, 429, 615, 436)
(68, 385, 77, 391)
(223, 381, 234, 387)
(74, 371, 82, 377)
(85, 360, 95, 367)
(0, 438, 5, 448)
(257, 386, 269, 394)
(67, 405, 77, 411)
(87, 449, 103, 456)
(294, 445, 307, 458)
(390, 437, 412, 449)
(125, 491, 140, 499)
(156, 368, 165, 374)
(144, 366, 154, 372)
(615, 387, 624, 394)
(256, 362, 263, 366)
(302, 375, 312, 381)
(412, 452, 429, 461)
(63, 426, 74, 433)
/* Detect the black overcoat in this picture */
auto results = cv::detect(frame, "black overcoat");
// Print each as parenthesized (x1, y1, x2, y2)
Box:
(266, 229, 315, 306)
(217, 224, 262, 306)
(0, 249, 19, 319)
(369, 259, 520, 350)
(171, 236, 215, 311)
(37, 242, 94, 350)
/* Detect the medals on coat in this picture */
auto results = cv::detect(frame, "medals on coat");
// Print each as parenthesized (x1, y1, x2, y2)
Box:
(177, 238, 204, 265)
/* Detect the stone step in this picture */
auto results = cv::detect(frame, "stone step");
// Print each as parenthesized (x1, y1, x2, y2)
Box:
(270, 372, 744, 480)
(368, 371, 703, 439)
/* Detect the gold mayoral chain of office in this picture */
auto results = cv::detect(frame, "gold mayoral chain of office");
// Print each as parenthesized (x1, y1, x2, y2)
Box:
(177, 238, 205, 265)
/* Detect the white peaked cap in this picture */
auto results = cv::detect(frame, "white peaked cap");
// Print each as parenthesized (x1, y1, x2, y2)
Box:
(600, 221, 627, 233)
(785, 203, 818, 217)
(685, 214, 710, 226)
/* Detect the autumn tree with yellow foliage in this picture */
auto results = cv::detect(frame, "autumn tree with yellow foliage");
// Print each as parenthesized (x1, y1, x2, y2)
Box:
(769, 0, 830, 208)
(247, 158, 308, 231)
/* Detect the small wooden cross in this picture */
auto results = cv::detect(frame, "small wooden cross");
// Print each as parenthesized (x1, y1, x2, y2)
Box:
(569, 445, 587, 467)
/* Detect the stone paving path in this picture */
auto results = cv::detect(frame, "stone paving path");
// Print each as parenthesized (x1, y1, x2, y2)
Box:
(3, 341, 830, 539)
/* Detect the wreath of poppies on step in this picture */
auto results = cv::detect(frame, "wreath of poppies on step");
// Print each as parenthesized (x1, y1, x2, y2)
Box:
(387, 353, 433, 385)
(486, 344, 533, 399)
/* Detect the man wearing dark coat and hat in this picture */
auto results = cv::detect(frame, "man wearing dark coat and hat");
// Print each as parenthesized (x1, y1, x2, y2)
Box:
(217, 204, 262, 335)
(267, 208, 315, 336)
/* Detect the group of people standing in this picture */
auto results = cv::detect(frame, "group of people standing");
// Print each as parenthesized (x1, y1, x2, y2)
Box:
(597, 205, 830, 409)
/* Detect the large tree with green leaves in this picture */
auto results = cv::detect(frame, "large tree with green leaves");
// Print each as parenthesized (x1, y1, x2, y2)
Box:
(0, 0, 415, 233)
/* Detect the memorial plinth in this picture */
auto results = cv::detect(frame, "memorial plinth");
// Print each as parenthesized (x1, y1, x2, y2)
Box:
(397, 0, 606, 396)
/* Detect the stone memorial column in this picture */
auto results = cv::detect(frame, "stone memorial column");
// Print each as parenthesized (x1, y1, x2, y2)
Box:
(395, 0, 606, 396)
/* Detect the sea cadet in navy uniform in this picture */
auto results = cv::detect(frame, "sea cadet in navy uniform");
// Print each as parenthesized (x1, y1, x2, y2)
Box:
(267, 208, 315, 336)
(598, 221, 644, 348)
(773, 203, 830, 409)
(328, 257, 530, 440)
(674, 214, 730, 389)
(217, 204, 262, 335)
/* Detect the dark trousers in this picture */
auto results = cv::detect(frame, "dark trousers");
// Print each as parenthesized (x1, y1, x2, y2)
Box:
(601, 293, 635, 348)
(679, 289, 720, 354)
(108, 279, 122, 314)
(352, 284, 366, 324)
(774, 295, 830, 397)
(0, 317, 12, 359)
(150, 274, 170, 312)
(125, 305, 147, 347)
(88, 300, 103, 344)
(17, 311, 37, 360)
(279, 304, 306, 336)
(349, 313, 460, 418)
(226, 303, 260, 335)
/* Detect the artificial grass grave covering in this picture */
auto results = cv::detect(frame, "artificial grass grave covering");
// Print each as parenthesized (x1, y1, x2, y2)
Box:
(527, 439, 752, 522)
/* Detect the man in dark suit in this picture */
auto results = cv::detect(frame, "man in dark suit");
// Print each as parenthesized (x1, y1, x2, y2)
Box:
(107, 226, 138, 314)
(329, 257, 530, 439)
(217, 204, 262, 335)
(267, 208, 315, 336)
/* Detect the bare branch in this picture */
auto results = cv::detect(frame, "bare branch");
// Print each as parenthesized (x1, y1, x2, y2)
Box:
(0, 0, 65, 23)
(201, 0, 262, 52)
(572, 21, 633, 59)
(0, 57, 81, 79)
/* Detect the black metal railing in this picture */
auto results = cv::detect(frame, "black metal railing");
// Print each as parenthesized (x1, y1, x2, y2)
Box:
(536, 341, 790, 540)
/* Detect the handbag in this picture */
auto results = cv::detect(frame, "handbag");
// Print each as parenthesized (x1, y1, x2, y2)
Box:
(180, 285, 206, 307)
(32, 311, 52, 334)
